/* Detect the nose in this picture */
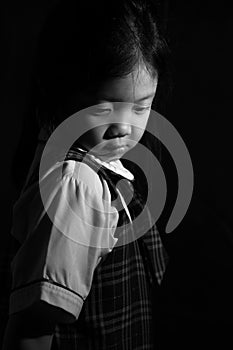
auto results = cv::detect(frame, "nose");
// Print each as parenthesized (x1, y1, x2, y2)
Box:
(103, 123, 132, 139)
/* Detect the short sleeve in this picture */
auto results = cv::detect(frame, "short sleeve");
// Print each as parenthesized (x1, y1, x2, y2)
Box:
(9, 160, 119, 321)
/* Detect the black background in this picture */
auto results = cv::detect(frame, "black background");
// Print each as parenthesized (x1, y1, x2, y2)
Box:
(1, 0, 233, 348)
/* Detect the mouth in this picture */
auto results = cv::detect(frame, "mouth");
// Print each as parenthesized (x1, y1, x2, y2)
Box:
(104, 144, 128, 152)
(88, 139, 136, 159)
(105, 138, 130, 148)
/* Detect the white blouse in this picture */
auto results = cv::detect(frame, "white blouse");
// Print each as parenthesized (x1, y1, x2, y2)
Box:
(9, 143, 134, 321)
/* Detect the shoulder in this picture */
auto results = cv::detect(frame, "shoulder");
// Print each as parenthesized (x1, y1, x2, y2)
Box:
(12, 155, 118, 244)
(61, 159, 105, 198)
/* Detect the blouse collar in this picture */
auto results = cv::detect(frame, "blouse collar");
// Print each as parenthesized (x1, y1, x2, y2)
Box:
(77, 147, 134, 181)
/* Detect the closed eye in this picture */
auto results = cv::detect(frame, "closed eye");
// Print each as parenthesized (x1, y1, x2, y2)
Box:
(91, 106, 112, 115)
(133, 105, 151, 114)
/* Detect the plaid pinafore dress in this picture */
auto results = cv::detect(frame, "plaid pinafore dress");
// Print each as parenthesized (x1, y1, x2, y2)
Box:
(52, 146, 168, 350)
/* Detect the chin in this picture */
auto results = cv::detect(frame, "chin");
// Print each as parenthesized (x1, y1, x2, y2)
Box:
(90, 145, 131, 163)
(108, 148, 130, 162)
(99, 154, 121, 163)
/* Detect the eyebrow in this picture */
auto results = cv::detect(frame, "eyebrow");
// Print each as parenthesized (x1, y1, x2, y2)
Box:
(98, 93, 155, 103)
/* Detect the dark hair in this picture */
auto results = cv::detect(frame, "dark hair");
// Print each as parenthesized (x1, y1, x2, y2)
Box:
(36, 0, 170, 130)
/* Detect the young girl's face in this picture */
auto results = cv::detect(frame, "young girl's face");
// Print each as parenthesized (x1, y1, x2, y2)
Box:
(72, 65, 158, 162)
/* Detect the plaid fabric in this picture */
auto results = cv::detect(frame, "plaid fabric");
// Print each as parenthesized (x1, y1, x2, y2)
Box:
(52, 147, 168, 350)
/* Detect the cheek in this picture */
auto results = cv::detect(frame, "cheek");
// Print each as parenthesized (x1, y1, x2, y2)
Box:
(86, 125, 106, 143)
(78, 115, 106, 137)
(132, 115, 150, 140)
(133, 128, 145, 142)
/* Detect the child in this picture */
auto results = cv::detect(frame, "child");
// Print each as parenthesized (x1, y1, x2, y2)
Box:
(3, 0, 169, 349)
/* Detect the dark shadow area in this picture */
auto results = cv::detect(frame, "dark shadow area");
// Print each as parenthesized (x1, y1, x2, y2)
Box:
(154, 0, 233, 348)
(1, 0, 232, 348)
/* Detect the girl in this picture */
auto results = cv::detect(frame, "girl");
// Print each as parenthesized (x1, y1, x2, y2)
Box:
(3, 0, 169, 349)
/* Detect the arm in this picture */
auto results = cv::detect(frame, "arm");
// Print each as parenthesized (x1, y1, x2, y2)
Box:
(2, 301, 74, 350)
(6, 162, 118, 350)
(3, 317, 53, 350)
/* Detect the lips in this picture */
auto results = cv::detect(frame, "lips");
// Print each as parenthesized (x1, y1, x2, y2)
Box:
(104, 143, 128, 152)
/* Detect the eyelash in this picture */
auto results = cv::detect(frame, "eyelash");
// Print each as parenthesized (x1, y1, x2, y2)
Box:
(92, 105, 151, 116)
(133, 106, 151, 114)
(92, 107, 112, 115)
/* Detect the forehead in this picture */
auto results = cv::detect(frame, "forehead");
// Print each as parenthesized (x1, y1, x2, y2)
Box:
(96, 66, 158, 103)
